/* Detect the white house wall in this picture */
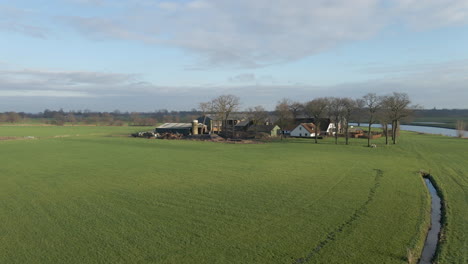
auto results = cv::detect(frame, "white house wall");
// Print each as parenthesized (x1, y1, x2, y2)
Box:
(290, 125, 315, 137)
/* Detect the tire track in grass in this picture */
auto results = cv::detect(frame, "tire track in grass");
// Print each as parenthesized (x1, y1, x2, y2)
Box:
(293, 169, 384, 263)
(218, 162, 360, 244)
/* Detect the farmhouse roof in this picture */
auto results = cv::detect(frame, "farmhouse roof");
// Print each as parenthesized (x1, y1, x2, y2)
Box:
(299, 123, 316, 133)
(235, 120, 252, 127)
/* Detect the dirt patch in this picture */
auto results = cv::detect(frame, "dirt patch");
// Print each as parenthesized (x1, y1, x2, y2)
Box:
(0, 136, 36, 141)
(0, 137, 17, 141)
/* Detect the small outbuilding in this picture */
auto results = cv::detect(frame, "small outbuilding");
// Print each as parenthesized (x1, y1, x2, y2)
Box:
(348, 127, 364, 138)
(155, 121, 205, 136)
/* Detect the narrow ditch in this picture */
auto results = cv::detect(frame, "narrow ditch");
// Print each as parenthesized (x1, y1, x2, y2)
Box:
(419, 176, 443, 264)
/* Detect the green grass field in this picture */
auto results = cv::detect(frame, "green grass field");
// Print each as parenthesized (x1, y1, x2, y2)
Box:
(0, 126, 466, 263)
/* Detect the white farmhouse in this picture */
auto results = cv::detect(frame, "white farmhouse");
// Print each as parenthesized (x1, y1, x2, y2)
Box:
(327, 122, 337, 135)
(290, 123, 317, 137)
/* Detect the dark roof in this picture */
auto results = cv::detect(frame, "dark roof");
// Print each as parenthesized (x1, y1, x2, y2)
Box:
(282, 125, 296, 131)
(197, 115, 214, 124)
(235, 120, 252, 127)
(155, 123, 194, 135)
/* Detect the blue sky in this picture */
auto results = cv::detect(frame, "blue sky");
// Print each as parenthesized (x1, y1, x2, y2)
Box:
(1, 0, 467, 112)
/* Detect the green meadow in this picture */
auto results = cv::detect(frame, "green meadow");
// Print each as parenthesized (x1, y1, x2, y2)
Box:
(0, 126, 466, 263)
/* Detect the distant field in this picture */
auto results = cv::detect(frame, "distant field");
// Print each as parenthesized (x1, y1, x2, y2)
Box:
(0, 125, 149, 138)
(0, 126, 466, 263)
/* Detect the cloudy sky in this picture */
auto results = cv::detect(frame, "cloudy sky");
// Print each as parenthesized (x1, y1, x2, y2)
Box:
(1, 0, 467, 112)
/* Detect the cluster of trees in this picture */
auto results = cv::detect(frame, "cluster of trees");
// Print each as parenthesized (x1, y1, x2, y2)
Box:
(199, 95, 241, 136)
(0, 112, 23, 123)
(198, 95, 272, 136)
(0, 92, 420, 145)
(274, 92, 413, 146)
(197, 92, 414, 146)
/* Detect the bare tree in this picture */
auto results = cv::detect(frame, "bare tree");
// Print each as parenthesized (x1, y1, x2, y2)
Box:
(101, 113, 114, 125)
(353, 99, 366, 126)
(341, 98, 356, 145)
(288, 101, 304, 121)
(130, 112, 141, 126)
(247, 105, 268, 125)
(383, 92, 412, 144)
(51, 112, 66, 126)
(247, 105, 268, 135)
(363, 93, 382, 147)
(456, 120, 466, 138)
(275, 98, 293, 140)
(66, 112, 77, 125)
(304, 97, 329, 144)
(211, 94, 240, 137)
(6, 112, 21, 123)
(88, 114, 100, 126)
(328, 97, 345, 144)
(377, 104, 392, 145)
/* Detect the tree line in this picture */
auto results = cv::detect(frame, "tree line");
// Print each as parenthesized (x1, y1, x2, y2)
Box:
(0, 109, 203, 126)
(0, 92, 442, 144)
(199, 92, 414, 146)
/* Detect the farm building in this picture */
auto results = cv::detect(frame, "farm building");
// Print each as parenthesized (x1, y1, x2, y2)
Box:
(349, 127, 365, 138)
(247, 125, 281, 137)
(290, 123, 317, 137)
(155, 121, 205, 136)
(294, 116, 336, 135)
(235, 120, 253, 131)
(197, 114, 247, 134)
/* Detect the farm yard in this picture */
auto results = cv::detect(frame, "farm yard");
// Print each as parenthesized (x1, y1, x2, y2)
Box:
(0, 126, 466, 263)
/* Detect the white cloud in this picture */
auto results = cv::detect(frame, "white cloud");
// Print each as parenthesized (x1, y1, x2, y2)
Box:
(394, 0, 468, 29)
(0, 90, 92, 97)
(60, 0, 468, 68)
(3, 1, 468, 67)
(0, 69, 136, 87)
(229, 73, 256, 83)
(1, 60, 467, 110)
(0, 5, 49, 38)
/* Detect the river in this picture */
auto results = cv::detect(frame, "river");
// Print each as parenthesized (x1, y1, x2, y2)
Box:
(349, 123, 466, 137)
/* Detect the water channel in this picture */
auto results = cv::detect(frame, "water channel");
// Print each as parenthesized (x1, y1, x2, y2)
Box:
(419, 178, 442, 264)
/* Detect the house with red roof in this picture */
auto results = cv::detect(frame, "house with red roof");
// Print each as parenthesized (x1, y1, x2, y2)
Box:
(290, 123, 318, 137)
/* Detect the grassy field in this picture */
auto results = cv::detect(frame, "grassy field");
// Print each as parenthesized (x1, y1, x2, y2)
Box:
(0, 126, 466, 263)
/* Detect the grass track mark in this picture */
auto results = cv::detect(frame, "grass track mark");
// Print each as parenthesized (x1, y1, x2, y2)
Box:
(293, 169, 384, 263)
